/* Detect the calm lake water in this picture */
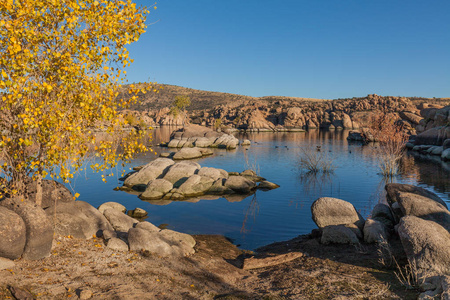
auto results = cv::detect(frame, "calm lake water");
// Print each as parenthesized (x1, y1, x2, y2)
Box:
(70, 127, 450, 250)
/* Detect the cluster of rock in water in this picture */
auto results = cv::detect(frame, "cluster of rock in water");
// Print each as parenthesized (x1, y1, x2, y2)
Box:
(311, 183, 450, 298)
(120, 157, 279, 202)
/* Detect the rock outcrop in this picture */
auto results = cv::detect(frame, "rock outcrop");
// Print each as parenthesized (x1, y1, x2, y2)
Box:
(120, 158, 278, 201)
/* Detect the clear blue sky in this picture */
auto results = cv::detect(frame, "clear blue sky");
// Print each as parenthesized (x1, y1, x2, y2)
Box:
(127, 0, 450, 99)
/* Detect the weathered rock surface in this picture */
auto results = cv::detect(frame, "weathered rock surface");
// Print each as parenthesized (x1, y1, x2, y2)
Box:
(46, 201, 113, 239)
(0, 206, 26, 260)
(320, 225, 359, 245)
(385, 183, 447, 209)
(124, 159, 275, 200)
(98, 202, 126, 214)
(127, 207, 148, 218)
(162, 161, 200, 185)
(1, 197, 53, 260)
(106, 237, 129, 252)
(396, 192, 450, 231)
(311, 197, 365, 230)
(123, 158, 175, 189)
(0, 257, 15, 270)
(103, 208, 138, 233)
(363, 218, 389, 243)
(258, 181, 280, 190)
(398, 216, 450, 275)
(166, 125, 239, 149)
(139, 179, 174, 200)
(172, 147, 203, 160)
(175, 174, 215, 197)
(224, 175, 256, 193)
(23, 179, 75, 209)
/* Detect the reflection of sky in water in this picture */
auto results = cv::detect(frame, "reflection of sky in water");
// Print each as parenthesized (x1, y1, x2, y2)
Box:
(68, 128, 450, 250)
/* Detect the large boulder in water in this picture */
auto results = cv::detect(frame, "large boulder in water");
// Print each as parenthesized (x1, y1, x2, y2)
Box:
(172, 147, 203, 160)
(224, 176, 256, 193)
(311, 197, 365, 230)
(398, 216, 450, 275)
(0, 206, 26, 260)
(175, 174, 215, 197)
(161, 161, 200, 186)
(139, 179, 173, 200)
(1, 197, 53, 260)
(123, 158, 175, 189)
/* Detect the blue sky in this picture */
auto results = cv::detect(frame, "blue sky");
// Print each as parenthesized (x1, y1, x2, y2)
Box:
(127, 0, 450, 99)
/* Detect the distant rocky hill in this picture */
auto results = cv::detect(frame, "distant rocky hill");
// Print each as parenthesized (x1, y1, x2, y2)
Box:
(120, 83, 450, 133)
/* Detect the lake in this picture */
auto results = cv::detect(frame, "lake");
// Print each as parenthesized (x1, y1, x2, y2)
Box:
(70, 127, 450, 250)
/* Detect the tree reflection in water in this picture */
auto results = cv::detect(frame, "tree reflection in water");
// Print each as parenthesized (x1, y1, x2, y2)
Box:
(241, 193, 259, 234)
(291, 171, 339, 209)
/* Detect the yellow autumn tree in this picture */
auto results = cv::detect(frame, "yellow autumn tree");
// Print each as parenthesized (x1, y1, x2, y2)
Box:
(0, 0, 155, 205)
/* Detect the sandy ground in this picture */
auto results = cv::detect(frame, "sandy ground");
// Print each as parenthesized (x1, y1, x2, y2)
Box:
(0, 233, 419, 300)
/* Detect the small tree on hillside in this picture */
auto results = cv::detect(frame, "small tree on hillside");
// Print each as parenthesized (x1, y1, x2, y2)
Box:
(170, 95, 191, 126)
(0, 0, 155, 205)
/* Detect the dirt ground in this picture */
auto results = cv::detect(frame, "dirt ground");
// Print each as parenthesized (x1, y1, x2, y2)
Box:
(0, 233, 419, 300)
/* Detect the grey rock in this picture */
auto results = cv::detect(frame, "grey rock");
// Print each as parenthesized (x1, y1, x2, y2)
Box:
(431, 146, 443, 156)
(128, 228, 173, 257)
(224, 176, 256, 193)
(385, 183, 447, 209)
(123, 158, 175, 189)
(258, 181, 280, 190)
(101, 229, 117, 240)
(127, 207, 148, 218)
(172, 147, 203, 160)
(135, 221, 160, 233)
(320, 225, 359, 245)
(162, 161, 200, 185)
(398, 216, 450, 275)
(103, 208, 137, 233)
(1, 197, 53, 260)
(0, 257, 15, 270)
(208, 178, 233, 194)
(363, 218, 389, 243)
(139, 179, 173, 200)
(197, 167, 228, 181)
(106, 237, 129, 252)
(371, 203, 394, 227)
(159, 229, 196, 256)
(98, 202, 126, 214)
(24, 179, 74, 209)
(442, 148, 450, 161)
(311, 197, 365, 230)
(176, 174, 215, 197)
(167, 138, 181, 148)
(396, 192, 450, 231)
(194, 137, 214, 148)
(0, 206, 26, 260)
(46, 201, 113, 239)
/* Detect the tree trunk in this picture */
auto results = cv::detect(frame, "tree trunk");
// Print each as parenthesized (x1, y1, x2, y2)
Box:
(35, 173, 43, 207)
